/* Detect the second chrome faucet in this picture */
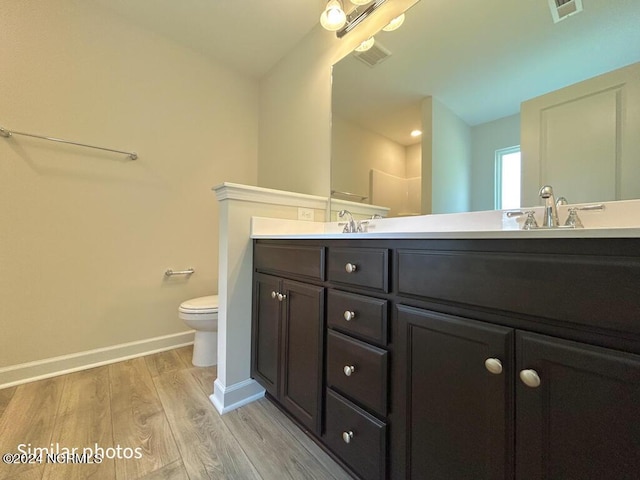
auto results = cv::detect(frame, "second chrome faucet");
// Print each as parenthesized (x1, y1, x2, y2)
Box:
(539, 185, 560, 228)
(535, 185, 604, 229)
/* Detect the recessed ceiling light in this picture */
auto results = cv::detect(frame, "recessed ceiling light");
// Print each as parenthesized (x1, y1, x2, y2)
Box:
(410, 129, 422, 137)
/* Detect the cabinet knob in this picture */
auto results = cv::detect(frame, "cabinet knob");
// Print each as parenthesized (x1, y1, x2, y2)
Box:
(271, 291, 277, 299)
(343, 365, 356, 376)
(484, 358, 503, 375)
(345, 262, 357, 273)
(342, 431, 354, 444)
(344, 310, 356, 321)
(519, 369, 541, 388)
(277, 293, 287, 302)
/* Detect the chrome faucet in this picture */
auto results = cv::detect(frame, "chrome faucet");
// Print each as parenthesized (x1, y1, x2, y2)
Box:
(539, 185, 559, 228)
(338, 210, 358, 233)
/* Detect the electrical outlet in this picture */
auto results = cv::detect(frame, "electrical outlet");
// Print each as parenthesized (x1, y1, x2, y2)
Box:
(298, 207, 314, 221)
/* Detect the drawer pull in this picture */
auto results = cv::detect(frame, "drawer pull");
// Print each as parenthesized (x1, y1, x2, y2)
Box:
(342, 431, 354, 444)
(271, 291, 277, 299)
(520, 369, 541, 388)
(345, 262, 357, 273)
(343, 310, 356, 321)
(484, 358, 503, 375)
(277, 293, 287, 302)
(343, 365, 356, 376)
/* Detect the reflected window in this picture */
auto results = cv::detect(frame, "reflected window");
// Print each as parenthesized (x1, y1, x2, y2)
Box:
(495, 146, 521, 209)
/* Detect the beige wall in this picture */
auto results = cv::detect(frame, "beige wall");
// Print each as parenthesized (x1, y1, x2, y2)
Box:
(0, 0, 258, 372)
(406, 143, 422, 179)
(421, 97, 434, 214)
(332, 116, 407, 201)
(332, 115, 422, 216)
(428, 97, 472, 214)
(258, 0, 418, 197)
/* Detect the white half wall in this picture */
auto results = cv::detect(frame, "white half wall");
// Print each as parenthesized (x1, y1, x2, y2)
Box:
(211, 183, 328, 414)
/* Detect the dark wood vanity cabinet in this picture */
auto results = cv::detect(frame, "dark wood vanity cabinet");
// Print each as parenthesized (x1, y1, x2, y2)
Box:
(515, 331, 640, 480)
(251, 244, 326, 434)
(393, 306, 514, 480)
(394, 306, 640, 480)
(324, 246, 391, 480)
(252, 237, 640, 480)
(252, 273, 281, 398)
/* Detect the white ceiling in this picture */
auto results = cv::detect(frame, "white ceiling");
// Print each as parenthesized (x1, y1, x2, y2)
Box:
(90, 0, 327, 78)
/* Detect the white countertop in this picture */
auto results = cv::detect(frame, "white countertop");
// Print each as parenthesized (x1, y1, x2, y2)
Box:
(250, 200, 640, 240)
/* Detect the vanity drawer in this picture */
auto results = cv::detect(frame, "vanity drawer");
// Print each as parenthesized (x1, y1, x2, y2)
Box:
(327, 330, 388, 416)
(327, 289, 388, 346)
(328, 247, 389, 292)
(325, 389, 386, 480)
(396, 248, 640, 335)
(254, 243, 325, 281)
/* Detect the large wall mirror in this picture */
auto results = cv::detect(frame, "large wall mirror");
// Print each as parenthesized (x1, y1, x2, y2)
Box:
(331, 0, 640, 217)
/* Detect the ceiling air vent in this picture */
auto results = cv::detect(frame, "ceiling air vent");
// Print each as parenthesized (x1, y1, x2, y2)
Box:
(548, 0, 583, 23)
(353, 42, 392, 68)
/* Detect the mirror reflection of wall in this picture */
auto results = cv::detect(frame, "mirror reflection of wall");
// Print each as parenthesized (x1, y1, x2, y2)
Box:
(330, 0, 640, 217)
(331, 112, 422, 217)
(424, 97, 521, 214)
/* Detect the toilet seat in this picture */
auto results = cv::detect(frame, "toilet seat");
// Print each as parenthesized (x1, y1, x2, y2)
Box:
(179, 295, 219, 315)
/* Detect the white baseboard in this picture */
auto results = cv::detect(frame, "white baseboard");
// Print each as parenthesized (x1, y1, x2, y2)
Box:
(0, 331, 195, 389)
(210, 377, 265, 415)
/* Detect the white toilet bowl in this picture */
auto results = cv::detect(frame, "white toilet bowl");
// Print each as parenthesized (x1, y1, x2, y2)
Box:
(179, 295, 218, 367)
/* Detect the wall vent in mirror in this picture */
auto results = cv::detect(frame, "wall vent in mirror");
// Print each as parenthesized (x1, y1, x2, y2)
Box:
(549, 0, 583, 23)
(353, 41, 391, 68)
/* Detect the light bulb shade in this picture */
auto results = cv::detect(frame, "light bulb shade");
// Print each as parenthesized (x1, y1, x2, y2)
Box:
(354, 37, 375, 52)
(382, 13, 405, 32)
(320, 0, 347, 31)
(350, 0, 372, 5)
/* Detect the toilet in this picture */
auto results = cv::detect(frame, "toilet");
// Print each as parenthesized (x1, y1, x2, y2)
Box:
(178, 295, 219, 367)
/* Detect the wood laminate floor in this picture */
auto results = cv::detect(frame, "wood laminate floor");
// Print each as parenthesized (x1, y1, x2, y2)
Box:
(0, 346, 353, 480)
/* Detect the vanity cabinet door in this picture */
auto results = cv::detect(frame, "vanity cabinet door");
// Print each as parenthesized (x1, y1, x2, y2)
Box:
(279, 280, 325, 435)
(252, 274, 325, 435)
(252, 273, 282, 398)
(515, 331, 640, 480)
(393, 305, 514, 480)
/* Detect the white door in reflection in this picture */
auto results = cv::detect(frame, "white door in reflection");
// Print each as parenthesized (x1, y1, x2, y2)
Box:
(495, 147, 521, 210)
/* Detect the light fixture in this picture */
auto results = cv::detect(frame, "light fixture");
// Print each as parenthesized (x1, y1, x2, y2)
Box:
(321, 0, 387, 38)
(410, 129, 422, 137)
(320, 0, 347, 32)
(382, 13, 405, 32)
(354, 37, 375, 52)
